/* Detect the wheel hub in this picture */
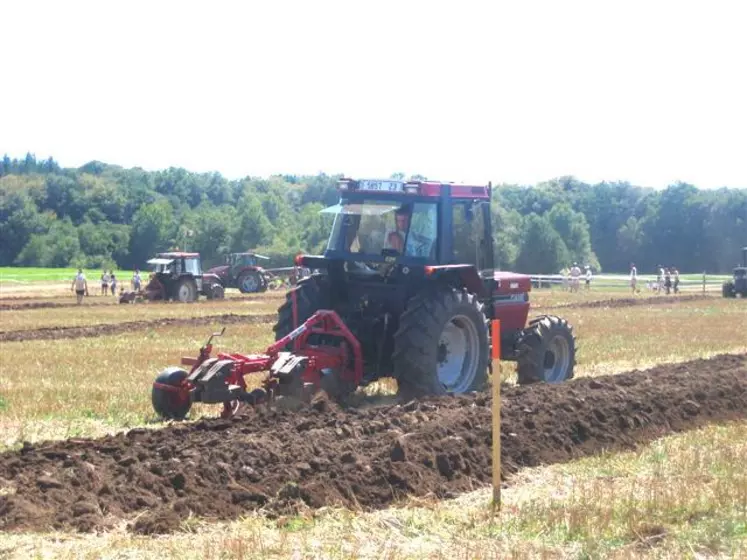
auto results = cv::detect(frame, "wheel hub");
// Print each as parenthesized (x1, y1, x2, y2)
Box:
(543, 334, 570, 382)
(242, 275, 258, 292)
(436, 315, 479, 393)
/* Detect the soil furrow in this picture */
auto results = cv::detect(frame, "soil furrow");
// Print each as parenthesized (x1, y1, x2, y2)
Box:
(0, 353, 744, 534)
(0, 313, 277, 342)
(535, 293, 714, 311)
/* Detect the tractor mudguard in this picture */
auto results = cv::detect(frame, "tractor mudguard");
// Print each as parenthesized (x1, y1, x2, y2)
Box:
(423, 264, 486, 297)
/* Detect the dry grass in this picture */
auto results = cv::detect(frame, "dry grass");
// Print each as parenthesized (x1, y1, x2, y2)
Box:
(555, 297, 747, 375)
(0, 321, 276, 448)
(0, 297, 280, 331)
(1, 422, 744, 559)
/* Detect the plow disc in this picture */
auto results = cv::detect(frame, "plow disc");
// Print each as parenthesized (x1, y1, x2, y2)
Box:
(151, 310, 363, 420)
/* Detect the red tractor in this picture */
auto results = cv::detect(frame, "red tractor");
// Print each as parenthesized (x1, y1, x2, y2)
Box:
(151, 178, 577, 419)
(205, 252, 272, 294)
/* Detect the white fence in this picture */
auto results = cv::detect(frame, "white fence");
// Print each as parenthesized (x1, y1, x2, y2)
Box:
(528, 273, 725, 293)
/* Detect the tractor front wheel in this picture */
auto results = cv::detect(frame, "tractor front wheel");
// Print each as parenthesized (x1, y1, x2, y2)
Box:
(516, 315, 576, 384)
(393, 287, 489, 400)
(152, 367, 192, 420)
(206, 283, 225, 300)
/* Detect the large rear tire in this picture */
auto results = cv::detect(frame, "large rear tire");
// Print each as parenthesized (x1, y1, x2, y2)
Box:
(273, 275, 329, 341)
(238, 271, 261, 294)
(152, 367, 191, 420)
(393, 287, 489, 400)
(516, 315, 576, 384)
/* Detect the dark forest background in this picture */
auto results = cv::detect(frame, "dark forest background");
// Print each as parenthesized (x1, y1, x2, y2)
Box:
(1, 153, 745, 273)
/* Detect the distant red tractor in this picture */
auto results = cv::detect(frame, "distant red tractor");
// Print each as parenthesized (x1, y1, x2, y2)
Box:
(206, 252, 272, 294)
(151, 178, 577, 419)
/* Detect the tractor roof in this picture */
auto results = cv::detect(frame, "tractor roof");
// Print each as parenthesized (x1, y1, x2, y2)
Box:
(338, 178, 490, 200)
(156, 252, 200, 258)
(234, 252, 270, 259)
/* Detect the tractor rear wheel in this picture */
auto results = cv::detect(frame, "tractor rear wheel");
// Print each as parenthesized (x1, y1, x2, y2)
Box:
(152, 367, 191, 420)
(516, 315, 575, 384)
(393, 287, 489, 400)
(175, 278, 197, 302)
(238, 271, 261, 294)
(273, 276, 329, 341)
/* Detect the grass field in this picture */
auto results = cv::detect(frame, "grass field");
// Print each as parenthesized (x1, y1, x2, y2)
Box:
(0, 281, 745, 558)
(0, 267, 136, 283)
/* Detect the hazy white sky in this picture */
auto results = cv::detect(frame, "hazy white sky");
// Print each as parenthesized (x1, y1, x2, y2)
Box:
(1, 0, 745, 188)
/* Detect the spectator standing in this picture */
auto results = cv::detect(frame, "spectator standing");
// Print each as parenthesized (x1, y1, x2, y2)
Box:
(630, 263, 638, 294)
(110, 270, 117, 295)
(673, 268, 680, 294)
(656, 266, 665, 294)
(584, 266, 592, 290)
(569, 262, 581, 293)
(71, 269, 88, 304)
(100, 270, 110, 296)
(132, 269, 142, 291)
(664, 268, 672, 294)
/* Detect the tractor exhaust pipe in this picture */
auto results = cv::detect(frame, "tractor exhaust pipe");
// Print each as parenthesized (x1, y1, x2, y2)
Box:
(742, 247, 747, 267)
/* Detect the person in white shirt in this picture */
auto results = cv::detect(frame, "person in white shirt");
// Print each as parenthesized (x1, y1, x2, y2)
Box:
(100, 270, 111, 296)
(569, 263, 582, 292)
(71, 269, 88, 304)
(630, 263, 638, 293)
(584, 266, 592, 290)
(657, 266, 665, 294)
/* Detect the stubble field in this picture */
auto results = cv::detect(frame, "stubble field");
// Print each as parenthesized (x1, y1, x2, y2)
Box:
(0, 277, 745, 559)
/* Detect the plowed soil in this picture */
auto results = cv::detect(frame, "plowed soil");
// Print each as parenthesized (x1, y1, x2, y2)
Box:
(537, 293, 713, 311)
(1, 353, 744, 534)
(0, 313, 277, 342)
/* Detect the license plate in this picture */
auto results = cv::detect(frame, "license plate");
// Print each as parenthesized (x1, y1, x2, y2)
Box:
(358, 180, 403, 192)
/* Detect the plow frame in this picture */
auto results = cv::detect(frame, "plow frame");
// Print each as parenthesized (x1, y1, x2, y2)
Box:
(152, 310, 363, 419)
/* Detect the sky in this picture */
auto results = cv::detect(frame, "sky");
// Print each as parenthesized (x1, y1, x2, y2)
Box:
(1, 0, 746, 189)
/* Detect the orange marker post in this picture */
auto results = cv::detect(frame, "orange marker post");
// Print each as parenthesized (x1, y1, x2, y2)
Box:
(491, 319, 501, 511)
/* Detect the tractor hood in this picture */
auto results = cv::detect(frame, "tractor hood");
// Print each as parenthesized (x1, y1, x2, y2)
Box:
(206, 265, 230, 277)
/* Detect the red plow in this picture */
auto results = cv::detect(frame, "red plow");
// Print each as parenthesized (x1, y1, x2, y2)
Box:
(152, 310, 363, 420)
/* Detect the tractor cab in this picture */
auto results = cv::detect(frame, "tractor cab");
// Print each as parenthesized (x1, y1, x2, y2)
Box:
(319, 178, 494, 279)
(722, 247, 747, 298)
(226, 252, 269, 272)
(732, 247, 747, 291)
(148, 253, 202, 278)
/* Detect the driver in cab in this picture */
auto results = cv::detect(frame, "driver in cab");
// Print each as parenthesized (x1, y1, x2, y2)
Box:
(385, 205, 432, 258)
(386, 206, 410, 253)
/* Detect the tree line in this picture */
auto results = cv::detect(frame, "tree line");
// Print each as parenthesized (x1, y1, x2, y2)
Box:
(1, 153, 745, 274)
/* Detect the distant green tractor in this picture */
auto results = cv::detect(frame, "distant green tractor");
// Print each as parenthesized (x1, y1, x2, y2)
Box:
(120, 252, 224, 303)
(722, 247, 747, 298)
